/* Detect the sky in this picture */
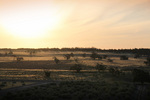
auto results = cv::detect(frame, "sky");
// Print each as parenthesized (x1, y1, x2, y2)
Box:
(0, 0, 150, 49)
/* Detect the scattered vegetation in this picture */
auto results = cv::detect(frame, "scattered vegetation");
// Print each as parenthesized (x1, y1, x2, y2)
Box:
(74, 58, 79, 63)
(134, 54, 141, 58)
(70, 52, 74, 57)
(0, 81, 137, 100)
(64, 54, 71, 60)
(103, 55, 107, 59)
(82, 53, 86, 58)
(1, 48, 150, 100)
(108, 58, 113, 62)
(95, 63, 106, 72)
(109, 67, 123, 76)
(70, 64, 82, 73)
(132, 68, 150, 84)
(53, 57, 60, 64)
(16, 57, 24, 62)
(144, 57, 150, 66)
(43, 70, 51, 79)
(120, 55, 128, 60)
(90, 52, 102, 60)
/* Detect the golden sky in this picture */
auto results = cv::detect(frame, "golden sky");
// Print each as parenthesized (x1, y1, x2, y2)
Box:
(0, 0, 150, 49)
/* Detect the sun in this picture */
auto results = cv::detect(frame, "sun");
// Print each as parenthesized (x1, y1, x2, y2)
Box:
(3, 14, 60, 38)
(5, 17, 59, 38)
(1, 5, 62, 39)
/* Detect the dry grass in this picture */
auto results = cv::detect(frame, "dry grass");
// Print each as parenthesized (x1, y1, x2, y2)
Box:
(0, 50, 148, 81)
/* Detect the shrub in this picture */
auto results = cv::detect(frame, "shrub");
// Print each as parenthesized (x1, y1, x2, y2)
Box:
(134, 54, 140, 58)
(8, 51, 13, 55)
(97, 55, 102, 60)
(144, 57, 150, 66)
(132, 68, 150, 84)
(96, 63, 106, 72)
(109, 67, 122, 76)
(16, 57, 24, 62)
(109, 67, 115, 74)
(74, 58, 79, 63)
(5, 52, 8, 56)
(53, 57, 60, 64)
(44, 70, 51, 78)
(64, 54, 71, 60)
(82, 53, 86, 58)
(70, 53, 74, 57)
(103, 55, 107, 59)
(90, 52, 102, 60)
(120, 55, 128, 60)
(70, 64, 82, 73)
(108, 59, 113, 62)
(90, 52, 98, 60)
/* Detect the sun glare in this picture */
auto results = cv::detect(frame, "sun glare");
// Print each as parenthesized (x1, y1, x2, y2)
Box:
(3, 15, 60, 38)
(1, 5, 61, 39)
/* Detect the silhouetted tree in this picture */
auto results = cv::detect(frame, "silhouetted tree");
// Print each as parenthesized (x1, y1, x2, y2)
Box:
(64, 54, 71, 60)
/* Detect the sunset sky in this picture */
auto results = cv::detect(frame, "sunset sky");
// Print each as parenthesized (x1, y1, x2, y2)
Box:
(0, 0, 150, 49)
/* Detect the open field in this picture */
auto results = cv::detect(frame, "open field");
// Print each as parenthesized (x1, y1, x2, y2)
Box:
(0, 49, 150, 100)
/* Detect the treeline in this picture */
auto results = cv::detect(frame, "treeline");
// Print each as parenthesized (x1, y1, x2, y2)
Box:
(0, 47, 150, 56)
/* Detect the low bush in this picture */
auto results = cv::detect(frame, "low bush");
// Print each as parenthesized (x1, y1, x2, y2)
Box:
(43, 70, 51, 78)
(96, 63, 106, 72)
(70, 64, 82, 73)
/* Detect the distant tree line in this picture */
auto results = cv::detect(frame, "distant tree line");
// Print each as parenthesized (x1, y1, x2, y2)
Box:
(1, 48, 150, 56)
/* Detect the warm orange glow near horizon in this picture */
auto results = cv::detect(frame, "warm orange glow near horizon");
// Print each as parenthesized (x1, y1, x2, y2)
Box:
(0, 1, 63, 39)
(0, 0, 150, 48)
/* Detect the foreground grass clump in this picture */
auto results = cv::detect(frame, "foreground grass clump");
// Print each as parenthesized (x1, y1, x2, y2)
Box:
(1, 81, 137, 100)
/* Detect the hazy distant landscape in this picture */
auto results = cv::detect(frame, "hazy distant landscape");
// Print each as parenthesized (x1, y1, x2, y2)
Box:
(1, 0, 150, 100)
(0, 48, 150, 100)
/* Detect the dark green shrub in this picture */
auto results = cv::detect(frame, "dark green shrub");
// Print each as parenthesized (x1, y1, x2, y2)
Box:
(108, 59, 113, 62)
(144, 57, 150, 66)
(82, 53, 86, 58)
(64, 54, 71, 60)
(44, 71, 51, 78)
(16, 57, 24, 62)
(8, 51, 13, 55)
(120, 55, 128, 60)
(70, 53, 74, 57)
(96, 63, 106, 72)
(70, 64, 82, 73)
(90, 52, 98, 60)
(53, 57, 60, 64)
(74, 58, 79, 63)
(109, 67, 122, 76)
(134, 54, 141, 58)
(132, 68, 150, 84)
(103, 55, 107, 59)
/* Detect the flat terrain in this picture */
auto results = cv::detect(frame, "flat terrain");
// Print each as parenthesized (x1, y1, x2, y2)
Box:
(0, 50, 150, 100)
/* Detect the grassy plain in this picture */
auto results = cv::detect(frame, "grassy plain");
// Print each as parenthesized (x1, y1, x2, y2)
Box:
(0, 49, 150, 100)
